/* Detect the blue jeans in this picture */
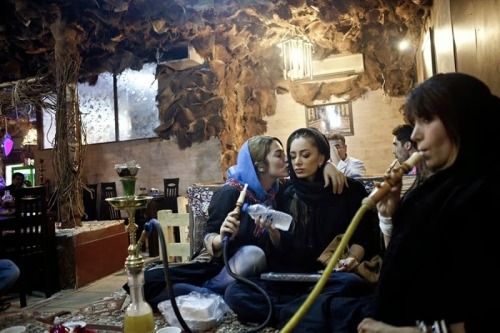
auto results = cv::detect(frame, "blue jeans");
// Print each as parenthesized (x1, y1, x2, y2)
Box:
(0, 259, 20, 296)
(224, 271, 372, 329)
(174, 245, 266, 296)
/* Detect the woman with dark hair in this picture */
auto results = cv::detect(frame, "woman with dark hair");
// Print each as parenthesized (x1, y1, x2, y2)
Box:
(143, 135, 346, 309)
(356, 73, 497, 333)
(224, 128, 378, 327)
(325, 73, 497, 333)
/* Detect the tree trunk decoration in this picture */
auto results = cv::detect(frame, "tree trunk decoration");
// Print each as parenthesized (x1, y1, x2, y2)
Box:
(51, 19, 87, 228)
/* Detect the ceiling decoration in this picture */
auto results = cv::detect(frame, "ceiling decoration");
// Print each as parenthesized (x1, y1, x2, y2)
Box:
(0, 0, 430, 172)
(0, 0, 428, 91)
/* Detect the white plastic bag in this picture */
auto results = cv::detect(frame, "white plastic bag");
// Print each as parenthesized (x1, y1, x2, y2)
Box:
(158, 291, 229, 332)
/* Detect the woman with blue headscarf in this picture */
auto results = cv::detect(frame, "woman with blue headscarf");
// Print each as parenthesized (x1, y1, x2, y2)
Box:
(143, 135, 344, 309)
(198, 134, 345, 295)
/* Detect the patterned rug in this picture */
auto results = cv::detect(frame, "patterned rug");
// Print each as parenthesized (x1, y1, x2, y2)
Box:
(0, 290, 277, 332)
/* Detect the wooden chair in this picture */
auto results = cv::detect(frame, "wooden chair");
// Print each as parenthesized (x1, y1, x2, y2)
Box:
(163, 178, 179, 213)
(82, 183, 98, 221)
(157, 209, 190, 263)
(100, 182, 121, 220)
(8, 185, 59, 307)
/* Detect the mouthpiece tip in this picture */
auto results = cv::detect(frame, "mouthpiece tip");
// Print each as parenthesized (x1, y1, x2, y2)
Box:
(407, 151, 423, 166)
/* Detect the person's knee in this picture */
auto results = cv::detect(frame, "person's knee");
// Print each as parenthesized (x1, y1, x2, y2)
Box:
(235, 246, 266, 274)
(12, 264, 20, 280)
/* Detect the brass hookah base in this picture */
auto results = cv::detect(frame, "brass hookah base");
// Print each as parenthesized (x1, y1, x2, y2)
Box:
(105, 196, 155, 333)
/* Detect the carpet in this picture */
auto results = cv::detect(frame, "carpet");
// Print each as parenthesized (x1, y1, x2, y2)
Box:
(0, 290, 276, 332)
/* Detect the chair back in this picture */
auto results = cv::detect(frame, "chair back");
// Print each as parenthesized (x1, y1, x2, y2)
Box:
(157, 209, 190, 263)
(83, 183, 98, 221)
(11, 185, 59, 306)
(163, 178, 179, 213)
(100, 182, 121, 220)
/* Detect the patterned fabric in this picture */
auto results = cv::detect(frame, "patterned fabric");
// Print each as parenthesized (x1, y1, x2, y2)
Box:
(187, 185, 222, 254)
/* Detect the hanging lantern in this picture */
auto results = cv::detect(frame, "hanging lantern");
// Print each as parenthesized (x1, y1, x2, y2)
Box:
(279, 37, 313, 81)
(22, 128, 38, 146)
(2, 117, 13, 156)
(2, 133, 13, 156)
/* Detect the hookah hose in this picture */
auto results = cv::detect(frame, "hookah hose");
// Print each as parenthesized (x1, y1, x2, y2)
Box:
(222, 240, 273, 333)
(144, 219, 193, 333)
(280, 152, 423, 333)
(222, 183, 274, 332)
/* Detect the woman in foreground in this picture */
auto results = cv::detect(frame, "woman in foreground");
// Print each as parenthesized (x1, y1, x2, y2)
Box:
(357, 73, 497, 332)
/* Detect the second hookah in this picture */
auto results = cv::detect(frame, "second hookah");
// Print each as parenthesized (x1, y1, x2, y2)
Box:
(106, 162, 155, 333)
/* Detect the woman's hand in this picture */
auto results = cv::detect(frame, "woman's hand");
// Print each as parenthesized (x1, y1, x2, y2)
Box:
(358, 318, 420, 333)
(335, 256, 359, 272)
(254, 214, 274, 230)
(374, 173, 402, 217)
(254, 214, 281, 246)
(323, 161, 347, 194)
(220, 209, 240, 241)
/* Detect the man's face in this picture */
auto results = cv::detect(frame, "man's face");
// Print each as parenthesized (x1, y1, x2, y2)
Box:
(331, 139, 347, 160)
(392, 137, 410, 164)
(12, 175, 24, 188)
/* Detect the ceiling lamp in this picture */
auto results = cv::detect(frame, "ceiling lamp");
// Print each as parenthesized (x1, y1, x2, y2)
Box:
(22, 127, 38, 146)
(279, 37, 313, 81)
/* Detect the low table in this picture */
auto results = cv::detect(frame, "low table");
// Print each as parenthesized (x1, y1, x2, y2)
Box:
(56, 220, 129, 288)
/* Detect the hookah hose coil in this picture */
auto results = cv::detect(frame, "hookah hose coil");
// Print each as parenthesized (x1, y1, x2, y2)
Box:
(145, 219, 193, 333)
(280, 152, 423, 333)
(222, 182, 274, 333)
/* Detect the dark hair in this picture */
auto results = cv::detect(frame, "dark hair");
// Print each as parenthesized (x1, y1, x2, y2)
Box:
(403, 73, 500, 169)
(325, 133, 346, 144)
(392, 124, 416, 149)
(287, 127, 331, 164)
(12, 172, 24, 180)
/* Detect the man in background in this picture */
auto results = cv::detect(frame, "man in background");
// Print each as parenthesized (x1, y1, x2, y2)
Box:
(4, 172, 31, 193)
(326, 133, 366, 178)
(391, 124, 418, 175)
(391, 124, 424, 196)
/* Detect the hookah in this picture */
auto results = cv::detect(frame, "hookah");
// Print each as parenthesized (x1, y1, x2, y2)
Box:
(280, 151, 423, 333)
(106, 162, 155, 333)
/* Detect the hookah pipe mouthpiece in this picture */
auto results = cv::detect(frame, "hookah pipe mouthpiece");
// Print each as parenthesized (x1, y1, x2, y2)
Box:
(385, 159, 399, 175)
(364, 152, 423, 207)
(223, 183, 248, 243)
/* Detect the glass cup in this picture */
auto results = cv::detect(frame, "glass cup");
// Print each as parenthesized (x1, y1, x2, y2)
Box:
(120, 178, 136, 197)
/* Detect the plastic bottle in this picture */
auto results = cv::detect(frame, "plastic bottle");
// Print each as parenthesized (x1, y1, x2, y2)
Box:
(243, 203, 292, 231)
(49, 316, 69, 333)
(2, 190, 13, 208)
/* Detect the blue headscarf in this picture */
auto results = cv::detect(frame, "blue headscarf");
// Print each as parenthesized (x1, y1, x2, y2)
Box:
(226, 139, 279, 204)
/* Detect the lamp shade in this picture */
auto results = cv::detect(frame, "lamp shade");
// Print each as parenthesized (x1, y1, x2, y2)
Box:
(279, 37, 313, 81)
(22, 128, 38, 146)
(2, 134, 13, 156)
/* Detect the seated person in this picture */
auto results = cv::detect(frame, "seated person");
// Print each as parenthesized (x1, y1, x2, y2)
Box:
(224, 128, 379, 328)
(139, 135, 345, 310)
(326, 133, 366, 178)
(0, 259, 20, 312)
(5, 172, 31, 193)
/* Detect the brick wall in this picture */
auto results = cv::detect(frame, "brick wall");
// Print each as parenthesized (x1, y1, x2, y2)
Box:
(35, 89, 405, 199)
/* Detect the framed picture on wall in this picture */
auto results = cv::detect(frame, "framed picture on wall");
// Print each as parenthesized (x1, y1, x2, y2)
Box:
(305, 101, 354, 136)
